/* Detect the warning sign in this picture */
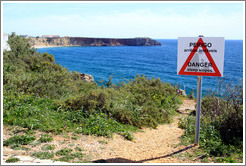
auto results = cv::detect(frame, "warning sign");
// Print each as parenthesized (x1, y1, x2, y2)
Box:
(177, 37, 224, 77)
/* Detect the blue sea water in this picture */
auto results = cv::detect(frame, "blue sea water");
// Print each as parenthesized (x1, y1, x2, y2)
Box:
(37, 39, 243, 95)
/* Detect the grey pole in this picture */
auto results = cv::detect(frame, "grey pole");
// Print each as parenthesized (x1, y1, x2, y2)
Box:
(195, 76, 202, 145)
(195, 35, 204, 145)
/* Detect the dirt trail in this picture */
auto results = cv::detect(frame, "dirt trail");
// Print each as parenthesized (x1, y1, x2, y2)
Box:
(90, 99, 197, 163)
(3, 99, 198, 163)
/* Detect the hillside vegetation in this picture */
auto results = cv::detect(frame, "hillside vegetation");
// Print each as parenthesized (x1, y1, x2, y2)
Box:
(179, 82, 243, 163)
(3, 34, 243, 163)
(3, 33, 181, 137)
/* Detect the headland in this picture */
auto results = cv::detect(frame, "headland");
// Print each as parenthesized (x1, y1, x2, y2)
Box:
(29, 37, 161, 48)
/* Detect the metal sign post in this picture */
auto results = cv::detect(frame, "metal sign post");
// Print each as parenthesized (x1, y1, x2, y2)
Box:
(177, 35, 225, 145)
(195, 76, 202, 145)
(195, 35, 203, 145)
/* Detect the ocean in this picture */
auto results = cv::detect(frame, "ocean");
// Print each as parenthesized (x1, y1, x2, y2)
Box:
(37, 39, 243, 95)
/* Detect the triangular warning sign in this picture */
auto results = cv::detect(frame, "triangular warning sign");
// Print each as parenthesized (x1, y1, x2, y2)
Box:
(178, 38, 221, 76)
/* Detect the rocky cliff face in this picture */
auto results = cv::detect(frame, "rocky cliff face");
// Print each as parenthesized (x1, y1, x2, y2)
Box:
(29, 37, 161, 47)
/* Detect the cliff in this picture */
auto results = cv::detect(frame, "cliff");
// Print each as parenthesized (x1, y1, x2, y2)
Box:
(29, 37, 161, 47)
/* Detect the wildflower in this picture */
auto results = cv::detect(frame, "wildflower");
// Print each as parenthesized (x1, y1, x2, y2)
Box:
(64, 125, 67, 128)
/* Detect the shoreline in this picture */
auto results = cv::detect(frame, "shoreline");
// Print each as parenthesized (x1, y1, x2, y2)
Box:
(33, 45, 66, 49)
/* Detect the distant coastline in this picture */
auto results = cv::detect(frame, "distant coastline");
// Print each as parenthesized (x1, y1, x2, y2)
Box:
(34, 45, 64, 49)
(29, 37, 162, 48)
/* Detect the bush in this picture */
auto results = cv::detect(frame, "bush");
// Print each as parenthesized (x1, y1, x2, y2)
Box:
(179, 81, 243, 163)
(3, 33, 182, 138)
(59, 75, 181, 128)
(201, 81, 243, 144)
(4, 33, 97, 99)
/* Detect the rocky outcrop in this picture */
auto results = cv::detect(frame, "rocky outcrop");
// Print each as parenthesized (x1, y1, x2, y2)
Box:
(29, 37, 161, 48)
(73, 72, 94, 82)
(177, 89, 187, 97)
(79, 73, 94, 83)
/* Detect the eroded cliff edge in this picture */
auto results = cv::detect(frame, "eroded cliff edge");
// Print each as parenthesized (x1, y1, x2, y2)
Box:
(29, 37, 161, 47)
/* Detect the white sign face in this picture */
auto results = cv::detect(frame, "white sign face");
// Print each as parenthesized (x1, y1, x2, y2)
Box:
(177, 37, 225, 77)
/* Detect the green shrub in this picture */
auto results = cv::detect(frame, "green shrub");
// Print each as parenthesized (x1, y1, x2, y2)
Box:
(41, 144, 55, 150)
(121, 131, 134, 141)
(3, 33, 182, 139)
(56, 148, 72, 156)
(71, 152, 84, 158)
(38, 134, 53, 143)
(55, 156, 74, 162)
(75, 113, 137, 137)
(31, 151, 54, 159)
(3, 135, 36, 146)
(6, 157, 20, 163)
(201, 81, 243, 145)
(179, 81, 243, 163)
(75, 147, 83, 151)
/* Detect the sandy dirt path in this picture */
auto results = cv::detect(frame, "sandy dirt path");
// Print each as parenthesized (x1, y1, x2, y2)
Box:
(89, 99, 197, 163)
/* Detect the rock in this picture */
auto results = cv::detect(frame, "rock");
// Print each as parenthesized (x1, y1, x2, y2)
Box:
(79, 73, 94, 82)
(177, 89, 187, 97)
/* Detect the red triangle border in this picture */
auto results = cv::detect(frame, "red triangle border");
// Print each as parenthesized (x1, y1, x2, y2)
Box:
(178, 38, 221, 77)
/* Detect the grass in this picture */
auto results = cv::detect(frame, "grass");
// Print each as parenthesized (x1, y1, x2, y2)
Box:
(41, 144, 55, 151)
(11, 144, 30, 151)
(5, 157, 20, 163)
(54, 148, 86, 162)
(71, 152, 84, 158)
(55, 148, 72, 156)
(75, 147, 84, 151)
(120, 131, 134, 141)
(38, 134, 53, 143)
(31, 151, 54, 159)
(3, 134, 36, 146)
(98, 140, 108, 144)
(55, 156, 74, 162)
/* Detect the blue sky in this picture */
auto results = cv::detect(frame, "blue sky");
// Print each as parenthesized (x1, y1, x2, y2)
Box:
(2, 2, 244, 39)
